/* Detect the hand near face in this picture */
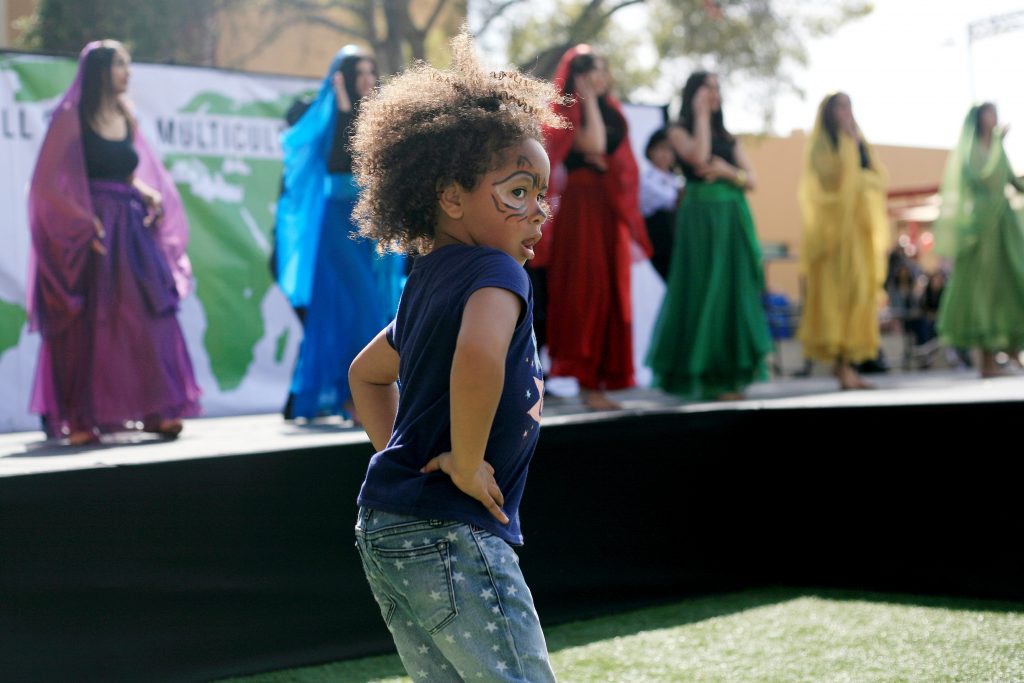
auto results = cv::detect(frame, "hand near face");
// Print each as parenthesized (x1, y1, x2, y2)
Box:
(332, 71, 352, 112)
(574, 75, 596, 102)
(843, 118, 859, 141)
(693, 86, 714, 118)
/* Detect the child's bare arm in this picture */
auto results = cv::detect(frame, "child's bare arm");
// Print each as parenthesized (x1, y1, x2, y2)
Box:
(421, 287, 521, 524)
(349, 329, 400, 452)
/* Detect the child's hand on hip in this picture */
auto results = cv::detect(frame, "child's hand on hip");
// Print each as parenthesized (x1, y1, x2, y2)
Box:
(422, 453, 509, 525)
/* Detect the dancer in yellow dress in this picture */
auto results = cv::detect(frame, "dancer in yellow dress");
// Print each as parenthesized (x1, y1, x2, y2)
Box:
(798, 92, 890, 390)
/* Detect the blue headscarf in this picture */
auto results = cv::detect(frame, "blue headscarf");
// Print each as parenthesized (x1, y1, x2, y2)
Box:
(275, 45, 371, 307)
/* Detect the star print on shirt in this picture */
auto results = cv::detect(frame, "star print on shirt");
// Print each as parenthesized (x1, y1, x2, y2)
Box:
(527, 375, 544, 424)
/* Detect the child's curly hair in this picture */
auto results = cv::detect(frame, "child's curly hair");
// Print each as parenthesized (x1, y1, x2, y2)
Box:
(351, 30, 570, 255)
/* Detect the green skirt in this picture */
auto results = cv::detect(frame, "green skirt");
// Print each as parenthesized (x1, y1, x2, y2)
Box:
(938, 201, 1024, 351)
(646, 181, 772, 399)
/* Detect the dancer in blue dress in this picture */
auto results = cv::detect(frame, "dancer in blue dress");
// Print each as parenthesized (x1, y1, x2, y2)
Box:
(274, 47, 405, 423)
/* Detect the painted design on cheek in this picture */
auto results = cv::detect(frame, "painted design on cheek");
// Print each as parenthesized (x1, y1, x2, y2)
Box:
(490, 165, 549, 225)
(490, 192, 528, 223)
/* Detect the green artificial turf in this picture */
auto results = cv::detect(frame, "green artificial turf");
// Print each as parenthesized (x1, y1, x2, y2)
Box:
(219, 587, 1024, 682)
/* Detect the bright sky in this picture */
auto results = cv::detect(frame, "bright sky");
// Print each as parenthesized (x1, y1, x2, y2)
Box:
(728, 0, 1024, 167)
(479, 1, 1024, 169)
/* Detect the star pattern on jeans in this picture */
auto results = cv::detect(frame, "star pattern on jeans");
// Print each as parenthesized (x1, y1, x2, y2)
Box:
(362, 514, 554, 681)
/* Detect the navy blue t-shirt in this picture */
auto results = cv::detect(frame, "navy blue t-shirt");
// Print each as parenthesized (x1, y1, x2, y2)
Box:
(356, 245, 544, 544)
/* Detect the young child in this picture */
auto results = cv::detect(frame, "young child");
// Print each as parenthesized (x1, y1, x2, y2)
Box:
(347, 31, 567, 682)
(640, 127, 683, 281)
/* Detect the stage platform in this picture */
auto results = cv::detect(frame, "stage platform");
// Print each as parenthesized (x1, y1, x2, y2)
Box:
(3, 368, 1023, 477)
(2, 369, 1022, 682)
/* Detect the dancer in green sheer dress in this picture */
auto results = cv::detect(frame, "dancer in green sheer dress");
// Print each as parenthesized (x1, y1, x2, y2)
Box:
(935, 103, 1024, 378)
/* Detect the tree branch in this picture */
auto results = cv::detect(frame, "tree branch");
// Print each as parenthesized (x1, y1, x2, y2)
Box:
(474, 0, 528, 35)
(597, 0, 645, 25)
(224, 14, 309, 67)
(415, 0, 450, 36)
(224, 10, 370, 68)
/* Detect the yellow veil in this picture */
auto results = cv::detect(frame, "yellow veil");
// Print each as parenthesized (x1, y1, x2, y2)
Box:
(798, 93, 890, 287)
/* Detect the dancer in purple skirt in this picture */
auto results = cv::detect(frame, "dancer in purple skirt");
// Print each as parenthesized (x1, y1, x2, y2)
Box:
(27, 40, 200, 445)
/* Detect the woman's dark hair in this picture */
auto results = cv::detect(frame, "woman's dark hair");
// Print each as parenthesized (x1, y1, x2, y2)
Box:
(563, 52, 599, 97)
(338, 54, 378, 111)
(822, 92, 847, 149)
(645, 127, 670, 159)
(563, 52, 604, 128)
(678, 71, 732, 142)
(974, 102, 996, 137)
(79, 41, 131, 132)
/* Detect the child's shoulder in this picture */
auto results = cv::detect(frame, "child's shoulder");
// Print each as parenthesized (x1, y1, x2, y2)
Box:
(424, 244, 522, 273)
(417, 245, 528, 296)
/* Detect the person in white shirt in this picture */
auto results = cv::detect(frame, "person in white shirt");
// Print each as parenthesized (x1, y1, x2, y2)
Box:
(640, 128, 684, 280)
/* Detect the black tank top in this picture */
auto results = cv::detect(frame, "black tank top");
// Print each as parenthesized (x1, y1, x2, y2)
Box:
(82, 121, 139, 182)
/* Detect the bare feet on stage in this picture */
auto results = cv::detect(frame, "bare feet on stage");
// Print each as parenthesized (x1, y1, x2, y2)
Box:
(581, 389, 621, 412)
(980, 351, 1016, 379)
(144, 419, 183, 439)
(67, 429, 99, 446)
(836, 362, 874, 391)
(715, 392, 745, 401)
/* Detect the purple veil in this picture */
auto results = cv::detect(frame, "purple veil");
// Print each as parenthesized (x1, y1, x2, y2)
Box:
(27, 40, 191, 337)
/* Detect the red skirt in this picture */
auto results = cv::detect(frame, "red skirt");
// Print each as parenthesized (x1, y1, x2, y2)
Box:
(545, 168, 634, 390)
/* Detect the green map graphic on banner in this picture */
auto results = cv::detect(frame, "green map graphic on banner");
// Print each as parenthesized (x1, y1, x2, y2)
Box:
(166, 92, 295, 391)
(0, 299, 27, 355)
(0, 54, 77, 102)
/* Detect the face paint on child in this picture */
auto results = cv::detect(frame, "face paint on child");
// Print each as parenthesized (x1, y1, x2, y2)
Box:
(460, 138, 551, 265)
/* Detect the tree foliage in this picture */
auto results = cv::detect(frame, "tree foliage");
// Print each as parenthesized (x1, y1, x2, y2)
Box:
(15, 0, 463, 77)
(229, 0, 465, 77)
(15, 0, 242, 65)
(477, 0, 872, 123)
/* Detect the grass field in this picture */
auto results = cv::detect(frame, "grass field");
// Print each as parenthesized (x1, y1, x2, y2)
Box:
(220, 587, 1024, 682)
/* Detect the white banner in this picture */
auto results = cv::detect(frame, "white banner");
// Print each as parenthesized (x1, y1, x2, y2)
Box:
(0, 51, 317, 432)
(0, 52, 667, 433)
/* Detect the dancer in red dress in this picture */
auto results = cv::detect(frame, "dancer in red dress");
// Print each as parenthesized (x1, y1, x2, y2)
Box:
(536, 45, 651, 410)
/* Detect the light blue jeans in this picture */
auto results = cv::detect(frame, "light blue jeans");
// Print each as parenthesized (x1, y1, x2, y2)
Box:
(355, 507, 557, 682)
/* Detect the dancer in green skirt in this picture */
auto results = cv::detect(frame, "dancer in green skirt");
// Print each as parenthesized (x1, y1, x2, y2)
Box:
(646, 72, 772, 400)
(936, 103, 1024, 377)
